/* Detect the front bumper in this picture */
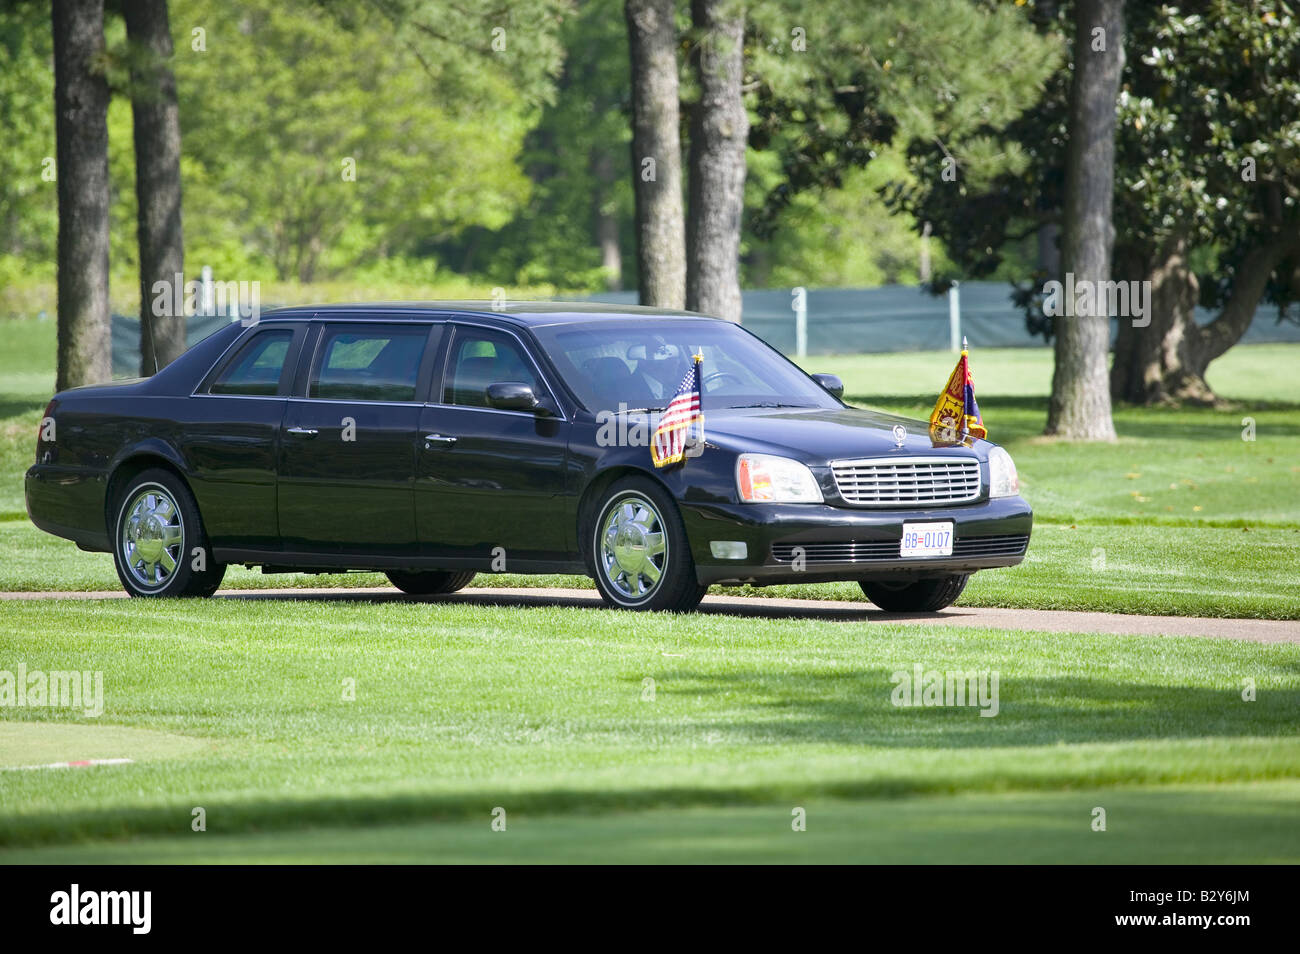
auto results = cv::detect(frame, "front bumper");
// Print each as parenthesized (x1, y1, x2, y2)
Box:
(680, 495, 1033, 586)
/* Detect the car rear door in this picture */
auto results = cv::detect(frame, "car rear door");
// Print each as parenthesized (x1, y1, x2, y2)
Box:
(184, 322, 306, 552)
(277, 320, 441, 559)
(415, 322, 572, 567)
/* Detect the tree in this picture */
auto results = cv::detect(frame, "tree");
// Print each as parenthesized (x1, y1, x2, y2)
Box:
(449, 0, 635, 291)
(685, 0, 747, 322)
(124, 0, 185, 373)
(743, 0, 1058, 296)
(898, 1, 1300, 408)
(52, 0, 112, 391)
(1109, 0, 1300, 404)
(1046, 0, 1121, 440)
(624, 0, 686, 308)
(174, 0, 562, 282)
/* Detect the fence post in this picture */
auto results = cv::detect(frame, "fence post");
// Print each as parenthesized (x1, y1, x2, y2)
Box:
(792, 286, 807, 358)
(200, 265, 214, 316)
(948, 281, 961, 352)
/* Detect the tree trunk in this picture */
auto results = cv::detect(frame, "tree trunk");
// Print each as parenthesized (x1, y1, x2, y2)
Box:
(592, 150, 623, 291)
(1046, 0, 1122, 440)
(52, 0, 112, 391)
(624, 0, 685, 308)
(1111, 230, 1299, 405)
(1110, 233, 1198, 404)
(685, 0, 747, 324)
(125, 0, 187, 374)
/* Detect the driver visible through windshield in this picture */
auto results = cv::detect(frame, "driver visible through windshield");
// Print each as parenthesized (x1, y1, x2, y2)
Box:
(530, 318, 839, 414)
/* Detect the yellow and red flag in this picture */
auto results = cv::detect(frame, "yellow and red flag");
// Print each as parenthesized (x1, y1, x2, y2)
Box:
(930, 338, 986, 441)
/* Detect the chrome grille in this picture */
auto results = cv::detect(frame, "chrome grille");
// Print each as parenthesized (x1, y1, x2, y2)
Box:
(831, 456, 981, 506)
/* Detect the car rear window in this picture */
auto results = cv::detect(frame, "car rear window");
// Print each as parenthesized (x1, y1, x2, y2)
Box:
(209, 329, 293, 396)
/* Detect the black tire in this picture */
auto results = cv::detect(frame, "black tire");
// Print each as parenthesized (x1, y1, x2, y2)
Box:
(587, 476, 708, 612)
(859, 574, 969, 612)
(111, 467, 226, 598)
(385, 570, 477, 595)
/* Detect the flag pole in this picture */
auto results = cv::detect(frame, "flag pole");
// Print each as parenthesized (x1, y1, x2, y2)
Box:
(961, 337, 969, 438)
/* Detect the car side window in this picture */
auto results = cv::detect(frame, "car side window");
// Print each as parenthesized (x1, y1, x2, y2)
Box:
(209, 329, 293, 396)
(444, 327, 541, 408)
(310, 326, 428, 403)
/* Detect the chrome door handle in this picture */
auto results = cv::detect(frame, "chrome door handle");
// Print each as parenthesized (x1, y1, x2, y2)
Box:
(287, 427, 318, 436)
(423, 433, 457, 445)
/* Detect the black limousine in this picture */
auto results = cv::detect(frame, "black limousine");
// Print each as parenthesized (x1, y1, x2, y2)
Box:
(26, 302, 1031, 611)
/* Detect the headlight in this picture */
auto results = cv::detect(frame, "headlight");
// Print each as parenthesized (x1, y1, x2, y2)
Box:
(736, 454, 823, 503)
(988, 446, 1019, 498)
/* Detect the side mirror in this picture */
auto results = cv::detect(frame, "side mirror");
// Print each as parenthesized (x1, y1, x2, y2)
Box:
(486, 381, 544, 413)
(811, 372, 844, 400)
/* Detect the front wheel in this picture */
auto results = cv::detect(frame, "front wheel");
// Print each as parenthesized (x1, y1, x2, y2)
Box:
(385, 570, 476, 595)
(860, 574, 969, 612)
(589, 477, 707, 612)
(111, 468, 226, 598)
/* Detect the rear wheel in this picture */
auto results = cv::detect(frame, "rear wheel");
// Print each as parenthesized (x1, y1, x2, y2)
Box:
(860, 574, 969, 612)
(385, 570, 477, 595)
(589, 477, 707, 612)
(112, 468, 226, 598)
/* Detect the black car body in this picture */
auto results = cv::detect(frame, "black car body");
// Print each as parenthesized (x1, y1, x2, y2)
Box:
(26, 302, 1032, 611)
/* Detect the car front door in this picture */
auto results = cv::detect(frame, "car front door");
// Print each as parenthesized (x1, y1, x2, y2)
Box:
(415, 322, 572, 567)
(277, 321, 440, 559)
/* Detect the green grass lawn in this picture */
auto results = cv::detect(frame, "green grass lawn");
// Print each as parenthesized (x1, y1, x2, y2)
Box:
(1, 598, 1297, 862)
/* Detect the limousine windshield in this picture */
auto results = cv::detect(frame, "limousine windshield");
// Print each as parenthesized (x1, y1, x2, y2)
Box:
(531, 319, 840, 413)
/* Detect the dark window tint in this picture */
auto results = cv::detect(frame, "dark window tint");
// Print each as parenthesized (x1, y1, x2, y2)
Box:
(210, 330, 293, 396)
(311, 326, 428, 402)
(444, 328, 540, 408)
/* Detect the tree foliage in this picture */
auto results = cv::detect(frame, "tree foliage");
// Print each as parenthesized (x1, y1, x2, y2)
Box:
(170, 0, 563, 282)
(0, 1, 58, 276)
(895, 0, 1300, 403)
(745, 0, 1061, 238)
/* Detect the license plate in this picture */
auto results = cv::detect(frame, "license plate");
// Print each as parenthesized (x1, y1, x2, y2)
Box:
(900, 522, 953, 557)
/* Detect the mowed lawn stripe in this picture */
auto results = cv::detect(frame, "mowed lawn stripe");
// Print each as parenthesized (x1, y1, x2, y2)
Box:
(4, 783, 1298, 864)
(1, 599, 1297, 849)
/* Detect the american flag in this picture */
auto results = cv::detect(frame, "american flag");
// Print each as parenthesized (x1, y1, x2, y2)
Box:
(651, 354, 704, 468)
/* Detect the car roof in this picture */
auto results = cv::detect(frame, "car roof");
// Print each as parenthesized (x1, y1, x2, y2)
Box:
(261, 301, 722, 328)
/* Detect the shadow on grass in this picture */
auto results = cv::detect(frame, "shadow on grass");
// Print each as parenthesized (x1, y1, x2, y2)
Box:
(644, 669, 1300, 748)
(3, 662, 1297, 848)
(2, 718, 1297, 850)
(1108, 414, 1300, 441)
(7, 787, 1300, 862)
(0, 396, 47, 420)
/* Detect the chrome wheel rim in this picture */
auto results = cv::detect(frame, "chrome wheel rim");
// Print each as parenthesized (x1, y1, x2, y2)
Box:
(119, 484, 184, 590)
(598, 494, 668, 603)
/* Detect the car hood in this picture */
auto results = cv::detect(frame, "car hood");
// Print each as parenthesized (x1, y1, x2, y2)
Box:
(704, 404, 988, 463)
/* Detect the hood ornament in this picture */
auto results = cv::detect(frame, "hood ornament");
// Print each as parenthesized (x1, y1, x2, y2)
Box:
(892, 424, 907, 448)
